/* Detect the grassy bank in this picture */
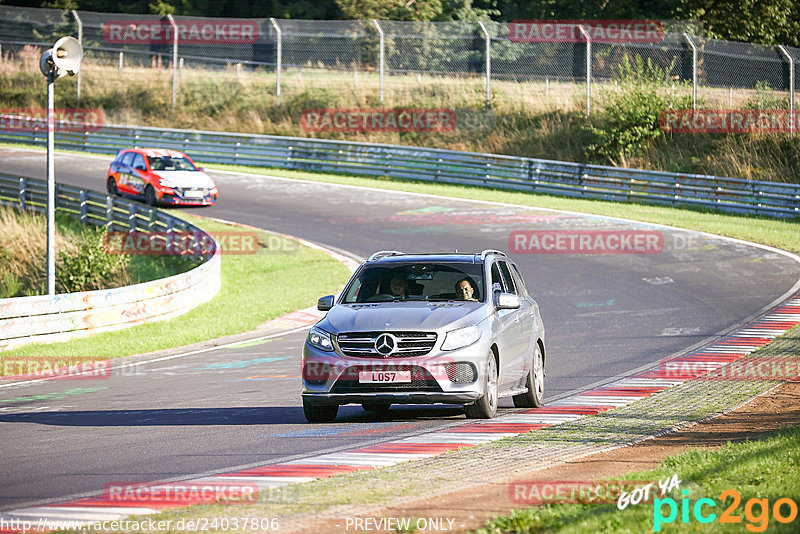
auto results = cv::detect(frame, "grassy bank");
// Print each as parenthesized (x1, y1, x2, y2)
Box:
(2, 48, 799, 183)
(0, 214, 352, 362)
(0, 204, 190, 298)
(475, 422, 800, 533)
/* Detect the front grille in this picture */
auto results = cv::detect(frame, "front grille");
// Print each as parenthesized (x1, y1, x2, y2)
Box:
(329, 365, 443, 393)
(446, 362, 477, 384)
(336, 331, 437, 358)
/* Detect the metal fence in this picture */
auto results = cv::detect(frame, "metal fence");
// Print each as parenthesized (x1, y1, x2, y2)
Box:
(0, 172, 221, 350)
(0, 117, 797, 218)
(0, 5, 796, 114)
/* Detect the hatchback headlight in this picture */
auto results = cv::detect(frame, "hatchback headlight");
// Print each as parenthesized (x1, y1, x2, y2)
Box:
(441, 325, 481, 351)
(158, 178, 177, 188)
(307, 327, 334, 352)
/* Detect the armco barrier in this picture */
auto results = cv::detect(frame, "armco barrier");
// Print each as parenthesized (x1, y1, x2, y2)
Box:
(0, 172, 221, 351)
(0, 116, 798, 217)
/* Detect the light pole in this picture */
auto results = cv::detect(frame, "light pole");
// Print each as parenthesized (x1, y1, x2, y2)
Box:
(39, 36, 82, 295)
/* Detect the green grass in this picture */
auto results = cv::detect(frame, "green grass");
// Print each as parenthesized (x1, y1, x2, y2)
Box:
(0, 214, 352, 361)
(206, 163, 800, 253)
(474, 423, 800, 533)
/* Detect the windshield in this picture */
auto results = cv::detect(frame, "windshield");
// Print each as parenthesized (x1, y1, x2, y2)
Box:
(147, 155, 198, 171)
(342, 262, 485, 303)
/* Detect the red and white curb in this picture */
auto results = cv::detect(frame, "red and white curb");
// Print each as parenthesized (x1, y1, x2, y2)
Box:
(1, 296, 798, 529)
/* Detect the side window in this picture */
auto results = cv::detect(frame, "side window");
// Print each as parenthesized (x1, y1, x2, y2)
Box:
(490, 263, 504, 294)
(510, 263, 529, 297)
(132, 154, 146, 171)
(120, 151, 135, 167)
(498, 262, 518, 295)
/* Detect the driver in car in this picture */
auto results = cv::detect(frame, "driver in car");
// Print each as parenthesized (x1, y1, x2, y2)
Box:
(456, 277, 478, 301)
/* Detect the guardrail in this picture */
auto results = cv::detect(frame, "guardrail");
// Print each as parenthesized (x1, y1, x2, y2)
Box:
(0, 117, 798, 217)
(0, 172, 221, 351)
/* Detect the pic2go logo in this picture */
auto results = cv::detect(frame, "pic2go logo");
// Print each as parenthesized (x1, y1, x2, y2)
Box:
(653, 489, 798, 532)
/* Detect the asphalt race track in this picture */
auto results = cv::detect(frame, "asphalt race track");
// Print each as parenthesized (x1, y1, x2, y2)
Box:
(1, 147, 798, 512)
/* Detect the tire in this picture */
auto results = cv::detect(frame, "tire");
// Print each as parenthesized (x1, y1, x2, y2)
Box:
(144, 185, 157, 206)
(362, 403, 391, 413)
(465, 352, 498, 419)
(513, 342, 544, 408)
(303, 399, 338, 423)
(106, 177, 118, 196)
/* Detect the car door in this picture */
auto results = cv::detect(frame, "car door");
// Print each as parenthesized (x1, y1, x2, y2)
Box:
(498, 260, 531, 386)
(126, 152, 148, 195)
(490, 261, 518, 391)
(115, 151, 136, 194)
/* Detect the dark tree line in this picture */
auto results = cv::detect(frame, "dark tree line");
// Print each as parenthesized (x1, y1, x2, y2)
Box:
(2, 0, 797, 45)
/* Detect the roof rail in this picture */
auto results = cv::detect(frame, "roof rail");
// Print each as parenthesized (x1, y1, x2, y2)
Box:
(367, 250, 405, 262)
(480, 249, 507, 260)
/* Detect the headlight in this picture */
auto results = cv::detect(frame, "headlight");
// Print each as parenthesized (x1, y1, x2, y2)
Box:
(307, 327, 334, 352)
(158, 178, 176, 188)
(441, 325, 481, 351)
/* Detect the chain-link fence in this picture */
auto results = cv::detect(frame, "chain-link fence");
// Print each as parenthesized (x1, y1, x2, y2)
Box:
(0, 5, 797, 119)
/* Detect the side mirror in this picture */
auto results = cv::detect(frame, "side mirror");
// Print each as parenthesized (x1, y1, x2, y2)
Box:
(495, 292, 520, 310)
(317, 295, 335, 311)
(135, 165, 146, 171)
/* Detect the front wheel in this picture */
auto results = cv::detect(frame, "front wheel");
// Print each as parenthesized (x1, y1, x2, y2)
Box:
(303, 399, 338, 423)
(144, 185, 157, 206)
(513, 343, 544, 408)
(465, 352, 498, 419)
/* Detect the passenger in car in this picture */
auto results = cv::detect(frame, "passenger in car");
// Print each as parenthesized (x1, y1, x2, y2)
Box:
(389, 276, 408, 298)
(455, 277, 479, 301)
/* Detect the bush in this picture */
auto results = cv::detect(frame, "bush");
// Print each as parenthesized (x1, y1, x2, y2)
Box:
(587, 55, 694, 167)
(56, 226, 131, 293)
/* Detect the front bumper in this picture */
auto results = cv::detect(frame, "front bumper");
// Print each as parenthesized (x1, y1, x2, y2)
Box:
(301, 340, 489, 407)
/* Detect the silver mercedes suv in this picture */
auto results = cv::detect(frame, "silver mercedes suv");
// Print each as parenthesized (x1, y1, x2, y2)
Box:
(301, 250, 546, 422)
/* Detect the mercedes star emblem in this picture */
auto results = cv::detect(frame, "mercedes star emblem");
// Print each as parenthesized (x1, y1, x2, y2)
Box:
(374, 333, 396, 356)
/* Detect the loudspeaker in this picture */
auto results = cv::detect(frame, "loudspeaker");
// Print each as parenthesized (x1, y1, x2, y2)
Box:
(52, 36, 82, 76)
(39, 36, 82, 78)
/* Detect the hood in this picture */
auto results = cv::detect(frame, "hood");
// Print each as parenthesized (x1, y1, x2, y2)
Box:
(153, 170, 215, 188)
(320, 301, 486, 334)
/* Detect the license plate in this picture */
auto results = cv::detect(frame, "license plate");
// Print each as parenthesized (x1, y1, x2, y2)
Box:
(184, 190, 204, 198)
(358, 371, 411, 383)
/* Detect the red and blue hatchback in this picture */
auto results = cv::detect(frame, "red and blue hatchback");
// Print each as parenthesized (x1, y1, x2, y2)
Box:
(107, 148, 218, 206)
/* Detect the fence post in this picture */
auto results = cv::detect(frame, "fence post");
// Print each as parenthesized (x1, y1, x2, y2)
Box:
(71, 10, 82, 103)
(683, 33, 697, 110)
(578, 25, 591, 116)
(373, 19, 385, 103)
(118, 51, 123, 72)
(167, 14, 178, 108)
(106, 196, 113, 230)
(19, 178, 27, 210)
(779, 45, 795, 134)
(269, 18, 282, 104)
(79, 189, 87, 223)
(478, 21, 491, 109)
